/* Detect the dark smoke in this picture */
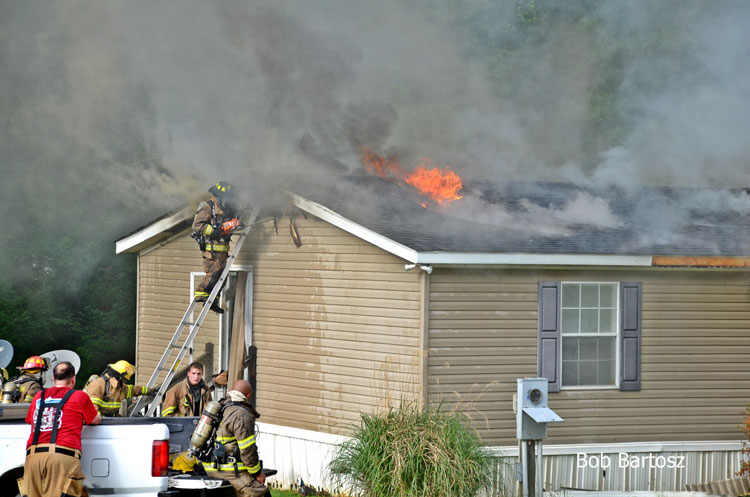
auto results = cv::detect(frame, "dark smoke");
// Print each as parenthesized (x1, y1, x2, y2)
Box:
(2, 0, 750, 285)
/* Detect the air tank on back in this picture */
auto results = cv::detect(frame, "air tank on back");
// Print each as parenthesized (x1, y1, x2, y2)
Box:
(189, 400, 222, 456)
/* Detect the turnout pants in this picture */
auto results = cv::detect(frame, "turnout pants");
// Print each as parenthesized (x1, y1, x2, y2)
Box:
(206, 471, 270, 497)
(196, 251, 229, 298)
(19, 444, 85, 497)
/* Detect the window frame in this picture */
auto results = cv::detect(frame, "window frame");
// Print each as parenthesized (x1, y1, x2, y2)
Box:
(559, 281, 621, 390)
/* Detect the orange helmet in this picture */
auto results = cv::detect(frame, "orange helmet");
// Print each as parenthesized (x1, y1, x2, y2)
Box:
(17, 356, 48, 372)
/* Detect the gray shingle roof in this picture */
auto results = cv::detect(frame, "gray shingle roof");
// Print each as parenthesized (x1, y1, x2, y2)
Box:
(292, 176, 750, 257)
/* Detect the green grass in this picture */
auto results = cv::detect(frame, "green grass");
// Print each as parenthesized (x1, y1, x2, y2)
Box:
(271, 491, 301, 497)
(328, 402, 496, 497)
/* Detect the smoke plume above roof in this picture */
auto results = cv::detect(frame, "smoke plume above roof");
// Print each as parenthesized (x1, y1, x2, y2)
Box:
(1, 0, 750, 281)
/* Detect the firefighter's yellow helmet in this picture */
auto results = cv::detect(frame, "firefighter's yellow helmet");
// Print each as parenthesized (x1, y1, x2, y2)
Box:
(110, 360, 135, 381)
(17, 356, 48, 372)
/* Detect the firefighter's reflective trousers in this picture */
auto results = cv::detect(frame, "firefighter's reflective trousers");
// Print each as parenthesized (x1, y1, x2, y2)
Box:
(195, 250, 229, 299)
(18, 444, 85, 497)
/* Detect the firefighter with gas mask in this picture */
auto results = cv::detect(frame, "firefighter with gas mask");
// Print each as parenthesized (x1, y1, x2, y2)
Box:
(1, 356, 48, 404)
(192, 181, 242, 315)
(83, 360, 149, 416)
(202, 380, 269, 497)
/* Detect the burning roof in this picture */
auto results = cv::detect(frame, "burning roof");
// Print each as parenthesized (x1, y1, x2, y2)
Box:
(289, 175, 750, 258)
(116, 168, 750, 262)
(359, 147, 463, 207)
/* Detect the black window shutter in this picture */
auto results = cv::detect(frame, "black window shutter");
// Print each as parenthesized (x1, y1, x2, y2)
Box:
(537, 282, 561, 393)
(620, 282, 642, 391)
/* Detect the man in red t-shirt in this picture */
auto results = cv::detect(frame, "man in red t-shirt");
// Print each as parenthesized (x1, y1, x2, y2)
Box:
(19, 361, 101, 497)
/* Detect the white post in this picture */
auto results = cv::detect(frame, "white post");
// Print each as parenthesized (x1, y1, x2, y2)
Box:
(522, 441, 529, 497)
(537, 440, 544, 497)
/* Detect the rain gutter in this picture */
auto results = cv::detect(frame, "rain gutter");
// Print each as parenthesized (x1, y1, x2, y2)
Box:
(416, 252, 652, 266)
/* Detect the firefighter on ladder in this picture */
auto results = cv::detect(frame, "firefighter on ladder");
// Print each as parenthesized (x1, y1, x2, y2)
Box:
(83, 360, 149, 416)
(192, 181, 241, 315)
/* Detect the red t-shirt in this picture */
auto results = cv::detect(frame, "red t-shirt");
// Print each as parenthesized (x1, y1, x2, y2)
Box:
(25, 387, 99, 451)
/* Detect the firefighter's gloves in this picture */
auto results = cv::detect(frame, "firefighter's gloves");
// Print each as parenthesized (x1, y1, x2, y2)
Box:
(219, 218, 241, 234)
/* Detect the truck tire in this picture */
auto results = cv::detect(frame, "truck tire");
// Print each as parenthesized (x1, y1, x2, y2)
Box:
(0, 467, 23, 497)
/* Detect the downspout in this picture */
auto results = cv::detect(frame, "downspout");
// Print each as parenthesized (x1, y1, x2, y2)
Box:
(416, 266, 431, 409)
(134, 254, 141, 384)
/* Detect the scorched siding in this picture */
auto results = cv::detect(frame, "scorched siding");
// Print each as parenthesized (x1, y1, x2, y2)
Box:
(427, 268, 750, 446)
(235, 215, 423, 435)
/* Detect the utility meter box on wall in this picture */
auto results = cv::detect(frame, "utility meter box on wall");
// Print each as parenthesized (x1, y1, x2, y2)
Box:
(516, 378, 563, 440)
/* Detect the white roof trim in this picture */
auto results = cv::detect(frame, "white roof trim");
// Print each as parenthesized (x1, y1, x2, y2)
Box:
(415, 252, 653, 266)
(115, 207, 193, 254)
(290, 193, 653, 267)
(290, 194, 420, 263)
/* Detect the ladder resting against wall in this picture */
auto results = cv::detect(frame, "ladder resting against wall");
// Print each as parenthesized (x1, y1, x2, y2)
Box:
(131, 205, 260, 417)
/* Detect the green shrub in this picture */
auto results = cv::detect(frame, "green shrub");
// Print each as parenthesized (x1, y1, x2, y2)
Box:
(329, 403, 495, 497)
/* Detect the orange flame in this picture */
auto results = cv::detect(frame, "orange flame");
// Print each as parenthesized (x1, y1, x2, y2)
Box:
(359, 147, 463, 206)
(359, 147, 401, 177)
(404, 159, 463, 206)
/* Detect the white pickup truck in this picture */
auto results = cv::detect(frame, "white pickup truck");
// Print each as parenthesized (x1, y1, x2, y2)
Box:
(0, 404, 248, 497)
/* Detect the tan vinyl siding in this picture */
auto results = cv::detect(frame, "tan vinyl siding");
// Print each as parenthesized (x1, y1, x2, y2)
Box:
(135, 214, 423, 432)
(237, 216, 423, 435)
(135, 237, 221, 386)
(427, 268, 750, 446)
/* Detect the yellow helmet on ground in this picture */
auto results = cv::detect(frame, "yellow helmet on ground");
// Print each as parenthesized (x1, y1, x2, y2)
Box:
(110, 360, 135, 381)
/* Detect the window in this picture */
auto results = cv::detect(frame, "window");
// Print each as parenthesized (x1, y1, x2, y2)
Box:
(537, 281, 641, 393)
(560, 283, 618, 387)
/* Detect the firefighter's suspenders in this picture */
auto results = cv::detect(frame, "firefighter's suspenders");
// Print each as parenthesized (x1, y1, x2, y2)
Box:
(31, 388, 77, 446)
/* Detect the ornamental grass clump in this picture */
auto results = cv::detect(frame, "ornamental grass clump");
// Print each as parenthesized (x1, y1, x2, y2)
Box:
(329, 403, 495, 497)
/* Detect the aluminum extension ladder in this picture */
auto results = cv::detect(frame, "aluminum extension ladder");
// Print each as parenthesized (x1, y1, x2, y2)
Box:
(131, 205, 260, 417)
